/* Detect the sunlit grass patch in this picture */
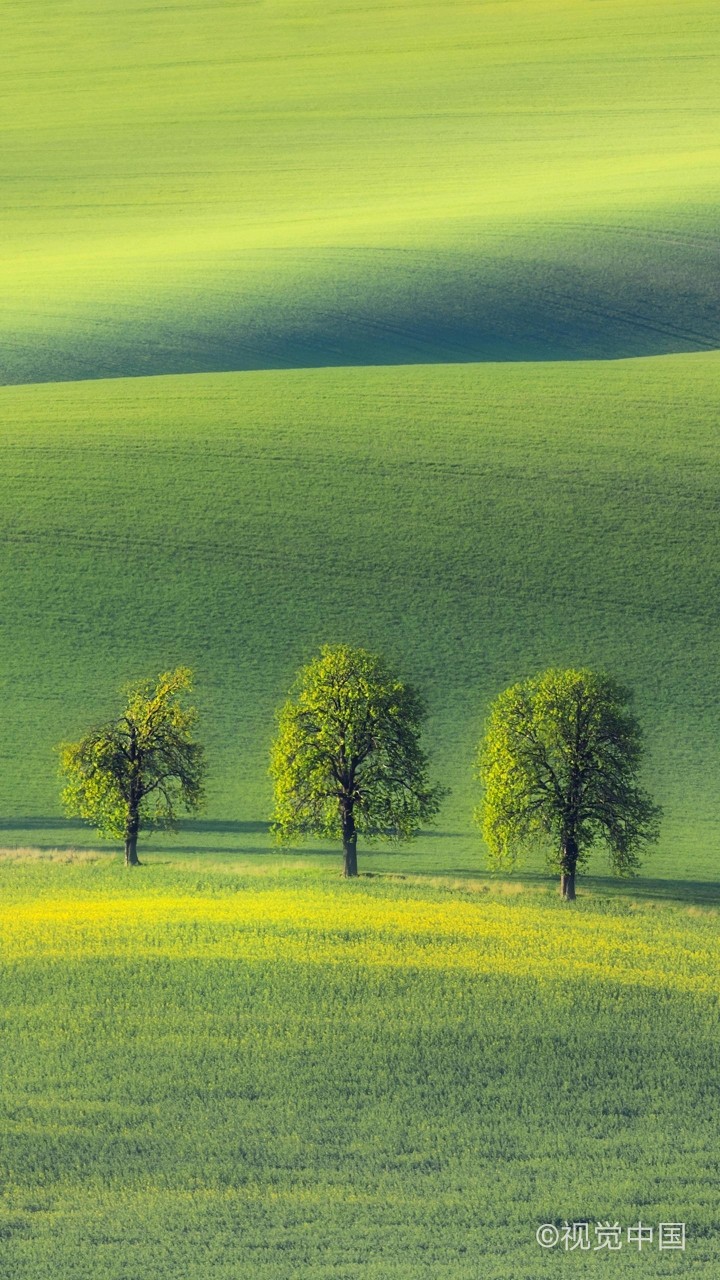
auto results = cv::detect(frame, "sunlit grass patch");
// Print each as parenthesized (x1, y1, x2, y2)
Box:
(0, 847, 104, 864)
(1, 858, 718, 1277)
(3, 867, 719, 994)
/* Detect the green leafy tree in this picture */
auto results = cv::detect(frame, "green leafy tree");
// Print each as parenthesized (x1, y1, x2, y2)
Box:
(59, 667, 206, 866)
(477, 668, 661, 899)
(270, 644, 447, 876)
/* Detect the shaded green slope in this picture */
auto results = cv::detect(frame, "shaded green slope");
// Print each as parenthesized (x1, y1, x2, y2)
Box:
(0, 355, 718, 877)
(2, 0, 720, 381)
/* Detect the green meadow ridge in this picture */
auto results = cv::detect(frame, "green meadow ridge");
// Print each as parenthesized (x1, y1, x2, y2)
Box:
(2, 0, 720, 381)
(0, 354, 718, 878)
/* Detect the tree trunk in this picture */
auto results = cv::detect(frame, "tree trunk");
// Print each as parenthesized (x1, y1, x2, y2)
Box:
(343, 835, 358, 878)
(341, 796, 358, 877)
(560, 869, 576, 900)
(124, 806, 141, 866)
(560, 834, 578, 900)
(125, 729, 142, 866)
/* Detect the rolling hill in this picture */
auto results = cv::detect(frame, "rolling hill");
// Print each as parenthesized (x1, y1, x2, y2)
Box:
(3, 3, 720, 1276)
(2, 0, 720, 382)
(0, 353, 718, 879)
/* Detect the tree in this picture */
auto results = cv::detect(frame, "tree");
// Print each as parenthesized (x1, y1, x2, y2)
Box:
(59, 667, 205, 866)
(477, 668, 661, 900)
(270, 644, 446, 876)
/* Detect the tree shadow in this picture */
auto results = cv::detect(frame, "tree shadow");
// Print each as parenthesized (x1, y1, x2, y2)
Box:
(0, 816, 272, 835)
(2, 818, 718, 905)
(379, 864, 720, 907)
(177, 819, 271, 835)
(580, 873, 720, 907)
(0, 817, 82, 831)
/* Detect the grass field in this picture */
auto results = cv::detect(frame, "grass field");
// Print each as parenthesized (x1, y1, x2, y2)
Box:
(3, 1, 720, 1273)
(1, 354, 719, 879)
(2, 1, 720, 380)
(1, 852, 718, 1279)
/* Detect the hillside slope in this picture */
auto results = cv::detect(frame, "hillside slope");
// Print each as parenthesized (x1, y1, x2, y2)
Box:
(0, 354, 718, 877)
(2, 0, 720, 381)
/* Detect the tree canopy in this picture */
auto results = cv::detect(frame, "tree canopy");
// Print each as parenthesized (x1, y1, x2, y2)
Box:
(477, 667, 661, 899)
(59, 667, 205, 865)
(270, 644, 446, 876)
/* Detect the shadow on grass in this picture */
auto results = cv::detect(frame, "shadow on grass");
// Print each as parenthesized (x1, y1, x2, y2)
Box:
(0, 817, 271, 835)
(367, 864, 720, 906)
(2, 818, 718, 905)
(579, 873, 720, 907)
(7, 228, 720, 387)
(0, 817, 82, 831)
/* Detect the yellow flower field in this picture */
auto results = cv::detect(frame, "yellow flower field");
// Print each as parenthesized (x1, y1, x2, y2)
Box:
(2, 857, 718, 1277)
(3, 879, 717, 997)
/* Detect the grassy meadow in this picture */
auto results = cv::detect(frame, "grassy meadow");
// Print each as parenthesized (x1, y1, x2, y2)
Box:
(2, 0, 720, 381)
(0, 354, 719, 878)
(3, 0, 720, 1274)
(1, 852, 718, 1279)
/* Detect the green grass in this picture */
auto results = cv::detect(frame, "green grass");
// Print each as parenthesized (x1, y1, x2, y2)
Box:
(2, 0, 720, 381)
(1, 853, 718, 1279)
(4, 3, 719, 1275)
(0, 353, 719, 880)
